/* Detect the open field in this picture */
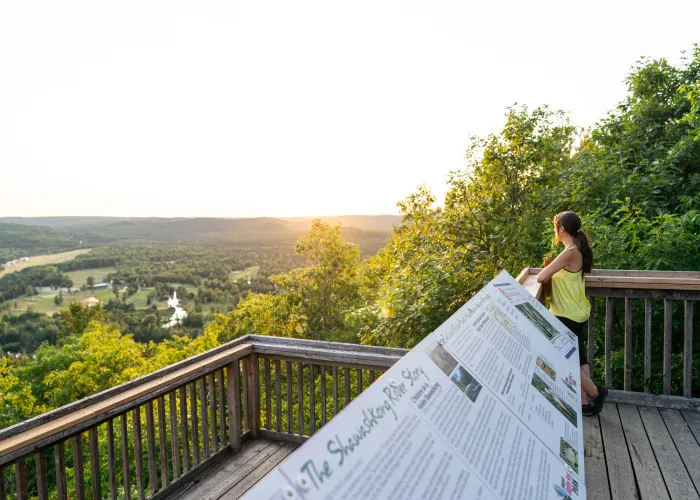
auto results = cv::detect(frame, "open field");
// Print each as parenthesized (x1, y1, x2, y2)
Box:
(7, 282, 198, 315)
(229, 266, 260, 282)
(0, 249, 92, 277)
(65, 267, 117, 286)
(8, 289, 115, 314)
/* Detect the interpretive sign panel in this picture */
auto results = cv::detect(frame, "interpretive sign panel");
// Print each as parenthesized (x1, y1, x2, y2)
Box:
(247, 271, 585, 500)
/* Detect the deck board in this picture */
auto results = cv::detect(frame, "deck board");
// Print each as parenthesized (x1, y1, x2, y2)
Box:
(220, 443, 297, 499)
(660, 409, 700, 495)
(599, 404, 640, 500)
(160, 406, 700, 500)
(583, 413, 611, 500)
(171, 439, 297, 500)
(639, 407, 700, 499)
(683, 410, 700, 444)
(617, 403, 670, 500)
(175, 440, 286, 500)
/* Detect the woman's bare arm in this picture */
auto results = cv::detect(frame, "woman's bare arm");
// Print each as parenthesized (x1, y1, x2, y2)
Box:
(537, 249, 573, 283)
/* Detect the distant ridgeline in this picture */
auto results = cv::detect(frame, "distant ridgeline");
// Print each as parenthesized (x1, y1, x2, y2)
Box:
(0, 222, 82, 261)
(0, 216, 401, 259)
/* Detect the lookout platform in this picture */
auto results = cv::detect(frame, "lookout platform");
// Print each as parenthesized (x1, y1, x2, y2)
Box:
(160, 407, 700, 500)
(1, 269, 699, 499)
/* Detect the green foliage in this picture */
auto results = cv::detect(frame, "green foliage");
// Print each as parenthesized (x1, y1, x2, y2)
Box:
(586, 201, 700, 270)
(0, 310, 61, 354)
(356, 106, 576, 348)
(357, 47, 700, 354)
(278, 221, 361, 336)
(0, 265, 71, 303)
(43, 322, 146, 405)
(0, 222, 80, 261)
(586, 47, 700, 216)
(221, 221, 362, 342)
(61, 301, 106, 336)
(0, 357, 43, 428)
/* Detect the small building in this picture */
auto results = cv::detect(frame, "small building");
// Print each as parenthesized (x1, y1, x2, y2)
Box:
(80, 297, 100, 307)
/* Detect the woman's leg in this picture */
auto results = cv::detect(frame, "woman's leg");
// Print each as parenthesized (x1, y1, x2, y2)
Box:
(580, 369, 598, 404)
(581, 363, 591, 379)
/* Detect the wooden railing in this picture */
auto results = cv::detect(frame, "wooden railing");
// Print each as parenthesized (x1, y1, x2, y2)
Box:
(1, 269, 698, 499)
(0, 342, 253, 500)
(0, 337, 405, 500)
(517, 268, 700, 406)
(249, 336, 404, 443)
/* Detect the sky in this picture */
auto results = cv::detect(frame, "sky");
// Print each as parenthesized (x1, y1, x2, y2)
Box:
(1, 1, 698, 218)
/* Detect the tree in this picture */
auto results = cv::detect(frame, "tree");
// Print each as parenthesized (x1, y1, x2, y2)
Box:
(220, 292, 306, 341)
(60, 301, 105, 336)
(86, 276, 95, 291)
(586, 48, 700, 216)
(356, 106, 576, 348)
(54, 291, 63, 306)
(25, 285, 37, 296)
(44, 322, 146, 405)
(0, 357, 42, 428)
(273, 220, 361, 339)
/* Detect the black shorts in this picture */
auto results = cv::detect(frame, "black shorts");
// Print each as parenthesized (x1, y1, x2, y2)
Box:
(556, 316, 588, 366)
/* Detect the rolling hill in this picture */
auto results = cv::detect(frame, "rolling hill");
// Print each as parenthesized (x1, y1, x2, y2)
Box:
(0, 215, 403, 258)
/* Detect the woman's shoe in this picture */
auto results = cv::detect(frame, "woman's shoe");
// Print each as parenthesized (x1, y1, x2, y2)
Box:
(590, 386, 608, 415)
(582, 404, 595, 417)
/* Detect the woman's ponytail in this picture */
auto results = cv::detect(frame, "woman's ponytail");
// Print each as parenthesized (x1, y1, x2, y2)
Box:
(576, 230, 593, 275)
(555, 211, 593, 276)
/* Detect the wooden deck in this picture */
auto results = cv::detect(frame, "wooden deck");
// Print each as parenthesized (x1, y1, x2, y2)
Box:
(585, 404, 700, 500)
(164, 405, 700, 500)
(169, 439, 298, 500)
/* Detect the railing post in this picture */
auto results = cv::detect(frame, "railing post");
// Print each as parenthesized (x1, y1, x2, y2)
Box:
(275, 361, 282, 433)
(226, 360, 242, 451)
(644, 298, 652, 393)
(587, 296, 595, 378)
(54, 442, 67, 500)
(36, 450, 49, 500)
(179, 386, 189, 474)
(120, 414, 131, 500)
(244, 353, 260, 438)
(106, 420, 117, 500)
(15, 457, 27, 500)
(684, 300, 694, 398)
(168, 391, 180, 479)
(72, 435, 85, 500)
(89, 426, 101, 500)
(624, 298, 633, 391)
(264, 359, 271, 430)
(605, 298, 613, 387)
(132, 407, 145, 500)
(664, 299, 673, 395)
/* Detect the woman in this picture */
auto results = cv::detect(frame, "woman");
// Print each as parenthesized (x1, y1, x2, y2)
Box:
(537, 211, 607, 416)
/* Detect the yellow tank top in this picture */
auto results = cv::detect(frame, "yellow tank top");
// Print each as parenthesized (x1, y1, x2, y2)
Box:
(549, 245, 591, 323)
